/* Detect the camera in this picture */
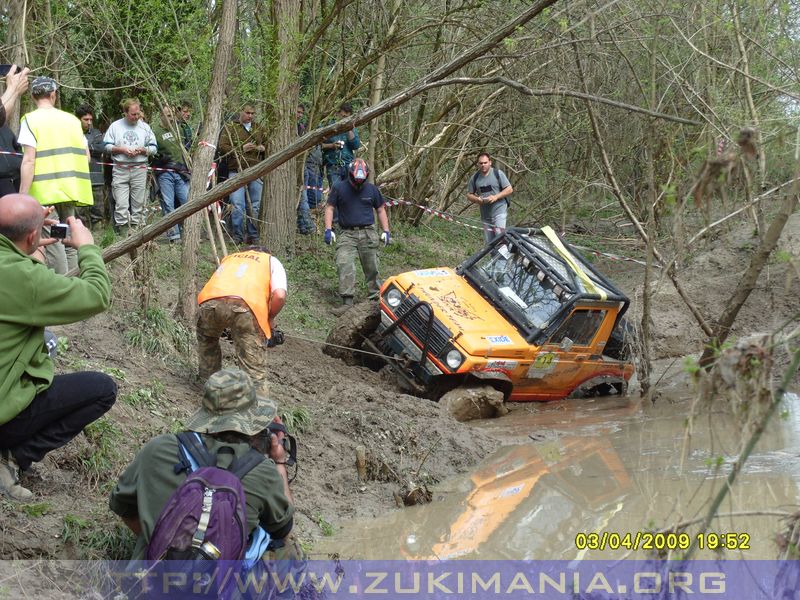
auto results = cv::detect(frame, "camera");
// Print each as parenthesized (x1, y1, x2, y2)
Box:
(50, 223, 69, 239)
(0, 65, 19, 77)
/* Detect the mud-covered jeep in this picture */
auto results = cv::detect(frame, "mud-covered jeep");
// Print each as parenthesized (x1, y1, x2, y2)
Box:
(325, 226, 635, 403)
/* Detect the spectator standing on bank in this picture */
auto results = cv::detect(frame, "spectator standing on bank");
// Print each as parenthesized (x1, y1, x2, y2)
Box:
(18, 76, 92, 274)
(321, 102, 359, 189)
(324, 159, 390, 314)
(466, 152, 514, 244)
(151, 106, 189, 243)
(177, 99, 194, 150)
(296, 104, 319, 235)
(0, 194, 116, 501)
(218, 103, 267, 244)
(0, 125, 21, 197)
(75, 105, 110, 228)
(103, 98, 157, 235)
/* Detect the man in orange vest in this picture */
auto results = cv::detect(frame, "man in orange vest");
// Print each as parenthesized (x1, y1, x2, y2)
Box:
(197, 247, 287, 394)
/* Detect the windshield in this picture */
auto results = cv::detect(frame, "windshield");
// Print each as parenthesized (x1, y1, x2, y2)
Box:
(472, 244, 564, 329)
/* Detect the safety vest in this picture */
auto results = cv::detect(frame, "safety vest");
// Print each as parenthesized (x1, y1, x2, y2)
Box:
(198, 251, 273, 338)
(22, 108, 92, 206)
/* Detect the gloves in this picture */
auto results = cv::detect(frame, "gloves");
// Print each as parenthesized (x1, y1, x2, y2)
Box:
(324, 229, 336, 245)
(380, 230, 391, 246)
(267, 328, 285, 348)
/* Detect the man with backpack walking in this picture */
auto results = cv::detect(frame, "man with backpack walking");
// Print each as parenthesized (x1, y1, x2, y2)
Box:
(109, 368, 301, 563)
(466, 152, 514, 244)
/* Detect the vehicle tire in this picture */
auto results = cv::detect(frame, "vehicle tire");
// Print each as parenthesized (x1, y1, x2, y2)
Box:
(323, 300, 381, 366)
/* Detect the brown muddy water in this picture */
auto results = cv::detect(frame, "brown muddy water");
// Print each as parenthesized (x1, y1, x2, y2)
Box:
(318, 391, 800, 560)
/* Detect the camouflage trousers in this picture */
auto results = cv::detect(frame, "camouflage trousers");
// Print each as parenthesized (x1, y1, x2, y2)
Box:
(335, 228, 380, 299)
(197, 299, 269, 394)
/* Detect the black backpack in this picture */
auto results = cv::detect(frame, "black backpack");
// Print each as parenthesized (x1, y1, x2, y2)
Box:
(470, 167, 510, 199)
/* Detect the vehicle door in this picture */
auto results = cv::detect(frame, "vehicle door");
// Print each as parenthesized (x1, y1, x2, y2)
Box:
(516, 307, 610, 400)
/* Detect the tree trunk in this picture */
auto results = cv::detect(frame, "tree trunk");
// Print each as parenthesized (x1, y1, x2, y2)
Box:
(263, 0, 301, 257)
(75, 0, 561, 271)
(176, 0, 238, 322)
(6, 0, 27, 134)
(367, 0, 402, 171)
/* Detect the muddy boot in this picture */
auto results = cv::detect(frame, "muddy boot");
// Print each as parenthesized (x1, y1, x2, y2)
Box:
(331, 296, 354, 317)
(0, 451, 33, 502)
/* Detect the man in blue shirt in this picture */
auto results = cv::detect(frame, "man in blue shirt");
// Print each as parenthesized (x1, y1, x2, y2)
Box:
(324, 159, 390, 314)
(321, 102, 360, 189)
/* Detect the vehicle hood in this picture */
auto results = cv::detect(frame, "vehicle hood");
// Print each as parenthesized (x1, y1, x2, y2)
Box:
(388, 268, 529, 358)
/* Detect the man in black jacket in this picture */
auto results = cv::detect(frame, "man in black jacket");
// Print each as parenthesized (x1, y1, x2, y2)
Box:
(75, 105, 110, 227)
(0, 126, 21, 197)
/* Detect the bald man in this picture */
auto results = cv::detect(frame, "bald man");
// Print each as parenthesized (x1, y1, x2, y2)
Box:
(0, 194, 117, 501)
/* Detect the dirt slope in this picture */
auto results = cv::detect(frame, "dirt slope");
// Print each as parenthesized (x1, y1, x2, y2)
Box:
(1, 210, 798, 559)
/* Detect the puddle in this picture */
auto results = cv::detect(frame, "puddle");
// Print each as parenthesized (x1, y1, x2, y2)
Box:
(318, 393, 800, 559)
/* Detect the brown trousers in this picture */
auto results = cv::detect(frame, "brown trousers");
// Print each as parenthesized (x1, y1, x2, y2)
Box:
(196, 299, 269, 394)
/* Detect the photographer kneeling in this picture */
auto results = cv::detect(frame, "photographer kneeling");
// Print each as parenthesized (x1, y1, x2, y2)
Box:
(0, 193, 116, 501)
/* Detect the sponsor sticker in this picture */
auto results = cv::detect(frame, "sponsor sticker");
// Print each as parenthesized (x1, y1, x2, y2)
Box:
(527, 351, 559, 378)
(498, 484, 525, 498)
(413, 269, 449, 277)
(483, 359, 519, 371)
(486, 335, 513, 345)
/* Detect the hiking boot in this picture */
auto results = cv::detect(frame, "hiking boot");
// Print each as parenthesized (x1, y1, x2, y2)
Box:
(0, 451, 33, 502)
(331, 297, 354, 316)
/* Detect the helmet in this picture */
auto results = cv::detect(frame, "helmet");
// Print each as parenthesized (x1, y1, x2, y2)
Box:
(348, 158, 369, 188)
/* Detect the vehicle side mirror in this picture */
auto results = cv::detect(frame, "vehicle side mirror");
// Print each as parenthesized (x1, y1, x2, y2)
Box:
(560, 337, 574, 352)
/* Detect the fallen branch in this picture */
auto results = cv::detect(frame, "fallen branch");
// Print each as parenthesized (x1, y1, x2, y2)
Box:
(68, 0, 562, 274)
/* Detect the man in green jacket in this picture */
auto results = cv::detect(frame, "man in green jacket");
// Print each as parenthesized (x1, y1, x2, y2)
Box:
(0, 194, 117, 501)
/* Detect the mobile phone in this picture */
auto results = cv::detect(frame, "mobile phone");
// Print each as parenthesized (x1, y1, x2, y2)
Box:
(0, 65, 19, 77)
(51, 223, 69, 239)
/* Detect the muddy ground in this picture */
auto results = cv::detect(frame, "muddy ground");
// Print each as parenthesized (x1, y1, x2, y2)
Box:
(1, 208, 798, 560)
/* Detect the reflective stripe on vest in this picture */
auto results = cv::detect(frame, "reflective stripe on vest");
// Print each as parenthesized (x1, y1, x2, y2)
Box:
(197, 251, 273, 338)
(22, 109, 93, 206)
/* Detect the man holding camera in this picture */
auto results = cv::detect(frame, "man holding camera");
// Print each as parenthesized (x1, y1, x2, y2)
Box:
(321, 102, 360, 189)
(18, 76, 93, 274)
(466, 152, 514, 244)
(0, 193, 117, 501)
(196, 247, 287, 395)
(110, 368, 299, 561)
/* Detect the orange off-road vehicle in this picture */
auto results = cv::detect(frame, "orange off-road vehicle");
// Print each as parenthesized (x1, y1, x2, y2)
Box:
(325, 226, 635, 402)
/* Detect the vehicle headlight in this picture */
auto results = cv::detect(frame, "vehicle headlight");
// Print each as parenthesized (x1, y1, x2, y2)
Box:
(386, 287, 403, 308)
(445, 349, 463, 370)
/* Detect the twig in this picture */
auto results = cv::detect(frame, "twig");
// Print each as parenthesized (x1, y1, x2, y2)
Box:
(684, 346, 800, 559)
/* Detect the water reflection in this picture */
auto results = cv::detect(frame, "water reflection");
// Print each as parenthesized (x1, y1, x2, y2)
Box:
(319, 393, 800, 560)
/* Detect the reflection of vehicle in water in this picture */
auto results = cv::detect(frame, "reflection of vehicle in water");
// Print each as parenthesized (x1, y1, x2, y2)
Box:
(402, 437, 632, 559)
(326, 227, 635, 403)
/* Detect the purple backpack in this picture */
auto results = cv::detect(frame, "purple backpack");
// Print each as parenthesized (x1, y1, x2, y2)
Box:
(146, 432, 263, 561)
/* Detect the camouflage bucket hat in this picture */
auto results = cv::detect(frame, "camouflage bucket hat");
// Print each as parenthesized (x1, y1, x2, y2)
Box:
(187, 368, 276, 436)
(31, 76, 58, 95)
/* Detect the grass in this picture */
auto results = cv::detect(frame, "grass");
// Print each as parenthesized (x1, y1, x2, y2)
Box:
(279, 406, 312, 433)
(121, 383, 163, 409)
(315, 513, 335, 537)
(125, 306, 193, 357)
(80, 418, 123, 486)
(61, 514, 135, 559)
(20, 502, 51, 518)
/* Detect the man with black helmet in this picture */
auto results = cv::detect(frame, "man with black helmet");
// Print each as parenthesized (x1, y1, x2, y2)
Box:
(323, 158, 390, 315)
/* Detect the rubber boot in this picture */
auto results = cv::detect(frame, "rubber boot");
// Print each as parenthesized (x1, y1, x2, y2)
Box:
(331, 296, 354, 316)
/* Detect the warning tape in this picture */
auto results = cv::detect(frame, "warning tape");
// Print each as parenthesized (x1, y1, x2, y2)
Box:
(382, 195, 654, 267)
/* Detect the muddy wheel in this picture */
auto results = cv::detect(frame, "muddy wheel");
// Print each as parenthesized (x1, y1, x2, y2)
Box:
(439, 384, 509, 422)
(323, 300, 381, 366)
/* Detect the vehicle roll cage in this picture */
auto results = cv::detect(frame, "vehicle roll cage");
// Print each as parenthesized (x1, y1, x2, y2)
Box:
(457, 227, 630, 345)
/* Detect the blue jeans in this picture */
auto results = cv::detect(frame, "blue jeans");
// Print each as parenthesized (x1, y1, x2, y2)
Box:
(305, 165, 323, 209)
(229, 172, 262, 242)
(157, 171, 188, 240)
(326, 165, 348, 189)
